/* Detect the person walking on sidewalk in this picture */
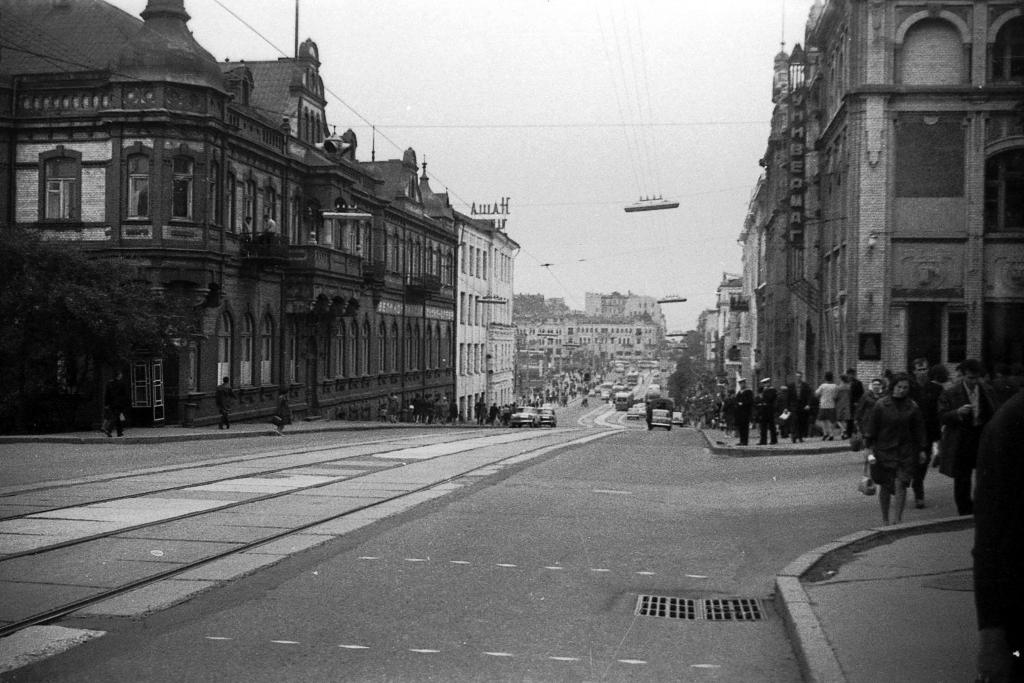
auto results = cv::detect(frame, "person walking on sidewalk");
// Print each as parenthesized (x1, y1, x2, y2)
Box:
(271, 388, 291, 435)
(215, 377, 236, 430)
(936, 359, 1001, 516)
(864, 373, 928, 525)
(756, 377, 778, 445)
(102, 371, 131, 437)
(973, 386, 1024, 683)
(787, 372, 813, 442)
(908, 359, 946, 509)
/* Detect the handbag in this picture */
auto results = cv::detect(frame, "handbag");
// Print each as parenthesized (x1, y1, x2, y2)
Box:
(857, 459, 877, 496)
(850, 433, 864, 452)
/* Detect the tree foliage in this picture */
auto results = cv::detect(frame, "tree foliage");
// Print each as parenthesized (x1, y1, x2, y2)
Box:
(0, 229, 196, 431)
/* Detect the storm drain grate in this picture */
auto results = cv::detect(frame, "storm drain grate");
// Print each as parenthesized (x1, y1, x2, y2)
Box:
(635, 595, 765, 621)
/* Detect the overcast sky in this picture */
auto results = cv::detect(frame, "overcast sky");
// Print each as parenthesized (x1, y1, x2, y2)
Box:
(108, 0, 814, 331)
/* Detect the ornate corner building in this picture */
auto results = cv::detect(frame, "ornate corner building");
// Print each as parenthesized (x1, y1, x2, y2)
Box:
(0, 0, 463, 427)
(744, 0, 1024, 385)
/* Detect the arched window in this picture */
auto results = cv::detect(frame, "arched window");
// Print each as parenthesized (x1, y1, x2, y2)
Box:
(985, 148, 1024, 232)
(899, 19, 965, 85)
(239, 314, 254, 385)
(216, 312, 232, 384)
(126, 154, 149, 218)
(378, 323, 387, 374)
(171, 157, 194, 219)
(991, 17, 1024, 81)
(360, 321, 371, 375)
(260, 315, 274, 384)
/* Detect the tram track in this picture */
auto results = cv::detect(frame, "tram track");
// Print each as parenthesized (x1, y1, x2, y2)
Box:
(0, 426, 617, 640)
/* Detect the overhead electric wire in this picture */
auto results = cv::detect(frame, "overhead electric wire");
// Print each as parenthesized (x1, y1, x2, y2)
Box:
(595, 6, 643, 199)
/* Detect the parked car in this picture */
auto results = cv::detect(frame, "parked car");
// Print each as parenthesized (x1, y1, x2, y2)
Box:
(509, 406, 540, 428)
(537, 406, 557, 427)
(647, 397, 675, 430)
(626, 403, 645, 420)
(671, 411, 686, 426)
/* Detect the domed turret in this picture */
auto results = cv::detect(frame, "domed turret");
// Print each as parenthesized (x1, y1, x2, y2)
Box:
(114, 0, 225, 93)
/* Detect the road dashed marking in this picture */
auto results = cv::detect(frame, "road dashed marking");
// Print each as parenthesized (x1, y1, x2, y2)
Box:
(449, 560, 471, 565)
(202, 638, 686, 668)
(691, 663, 721, 669)
(351, 553, 702, 579)
(495, 563, 517, 568)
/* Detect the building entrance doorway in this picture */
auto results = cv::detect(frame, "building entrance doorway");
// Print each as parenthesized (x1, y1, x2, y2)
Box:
(907, 303, 943, 370)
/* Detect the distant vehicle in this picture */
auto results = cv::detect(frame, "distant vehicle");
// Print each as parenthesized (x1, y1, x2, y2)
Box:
(625, 370, 640, 386)
(537, 406, 557, 427)
(613, 391, 633, 411)
(645, 383, 662, 400)
(509, 406, 539, 428)
(671, 411, 685, 426)
(612, 383, 627, 393)
(647, 397, 675, 430)
(626, 403, 645, 420)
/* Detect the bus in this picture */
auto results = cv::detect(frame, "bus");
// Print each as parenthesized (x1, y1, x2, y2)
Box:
(613, 391, 633, 411)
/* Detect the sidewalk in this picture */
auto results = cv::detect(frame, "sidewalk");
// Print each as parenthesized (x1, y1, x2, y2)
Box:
(698, 428, 976, 682)
(0, 417, 471, 445)
(777, 516, 976, 682)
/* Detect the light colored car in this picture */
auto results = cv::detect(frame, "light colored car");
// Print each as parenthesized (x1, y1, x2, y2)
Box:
(647, 398, 675, 430)
(626, 403, 644, 420)
(671, 411, 685, 426)
(537, 406, 557, 427)
(509, 406, 539, 428)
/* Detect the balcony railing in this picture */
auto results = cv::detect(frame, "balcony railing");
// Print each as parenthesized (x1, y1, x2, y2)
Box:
(239, 233, 290, 264)
(406, 273, 442, 297)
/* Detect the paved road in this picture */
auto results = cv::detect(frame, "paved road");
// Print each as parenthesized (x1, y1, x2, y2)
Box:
(1, 402, 963, 681)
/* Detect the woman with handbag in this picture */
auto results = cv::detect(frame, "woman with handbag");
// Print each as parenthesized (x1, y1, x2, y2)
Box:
(863, 373, 928, 525)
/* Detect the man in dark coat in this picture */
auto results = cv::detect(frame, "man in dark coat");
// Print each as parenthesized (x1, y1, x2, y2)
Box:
(973, 386, 1024, 683)
(734, 378, 754, 446)
(935, 359, 1001, 515)
(787, 372, 813, 443)
(215, 376, 236, 430)
(908, 359, 945, 508)
(756, 377, 778, 445)
(103, 371, 131, 437)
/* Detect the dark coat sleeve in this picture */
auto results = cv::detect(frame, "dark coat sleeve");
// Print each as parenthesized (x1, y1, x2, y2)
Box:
(973, 389, 1024, 631)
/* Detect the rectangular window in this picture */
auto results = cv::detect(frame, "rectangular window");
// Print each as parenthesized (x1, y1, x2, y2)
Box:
(127, 155, 149, 218)
(895, 115, 964, 197)
(44, 158, 78, 219)
(172, 158, 194, 219)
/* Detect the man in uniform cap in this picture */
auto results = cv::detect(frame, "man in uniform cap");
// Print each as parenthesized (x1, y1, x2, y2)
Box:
(734, 378, 755, 446)
(757, 377, 778, 445)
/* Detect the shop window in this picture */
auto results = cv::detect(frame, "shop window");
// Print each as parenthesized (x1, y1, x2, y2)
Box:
(216, 312, 232, 384)
(239, 314, 254, 386)
(260, 315, 273, 384)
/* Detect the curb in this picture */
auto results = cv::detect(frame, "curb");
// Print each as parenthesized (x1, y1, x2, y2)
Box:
(774, 515, 973, 683)
(698, 429, 851, 456)
(0, 421, 482, 445)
